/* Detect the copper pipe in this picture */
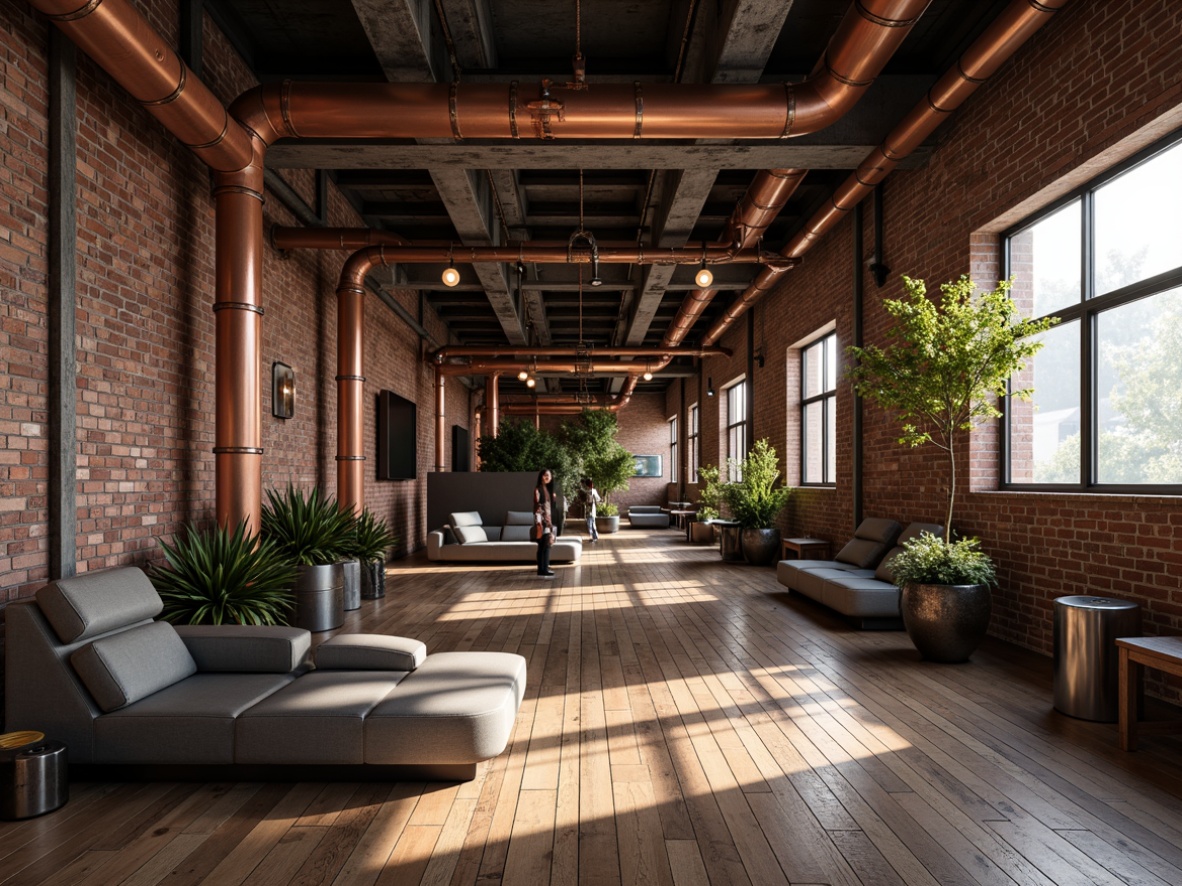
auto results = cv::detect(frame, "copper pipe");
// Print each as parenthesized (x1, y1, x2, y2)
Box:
(212, 145, 266, 532)
(29, 0, 253, 172)
(439, 360, 657, 376)
(502, 402, 625, 415)
(488, 372, 500, 438)
(337, 281, 365, 514)
(435, 366, 447, 472)
(701, 0, 1069, 346)
(271, 230, 766, 266)
(434, 346, 729, 360)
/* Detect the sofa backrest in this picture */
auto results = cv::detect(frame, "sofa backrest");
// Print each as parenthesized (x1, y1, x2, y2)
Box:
(834, 518, 903, 568)
(874, 522, 945, 583)
(36, 566, 163, 643)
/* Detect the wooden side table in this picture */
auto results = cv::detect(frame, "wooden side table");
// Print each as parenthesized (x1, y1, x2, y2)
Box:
(1116, 636, 1182, 751)
(780, 537, 831, 561)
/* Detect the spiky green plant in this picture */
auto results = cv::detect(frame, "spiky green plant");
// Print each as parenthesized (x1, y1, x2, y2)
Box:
(261, 483, 355, 566)
(349, 508, 398, 561)
(149, 520, 297, 625)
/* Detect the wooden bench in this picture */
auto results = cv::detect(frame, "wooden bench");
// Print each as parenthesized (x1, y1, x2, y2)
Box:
(1117, 636, 1182, 751)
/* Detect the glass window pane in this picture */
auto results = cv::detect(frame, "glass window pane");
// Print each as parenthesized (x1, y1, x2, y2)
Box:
(1095, 286, 1182, 483)
(825, 334, 837, 392)
(1009, 200, 1081, 317)
(1008, 320, 1080, 483)
(803, 341, 824, 398)
(1095, 141, 1182, 296)
(825, 396, 836, 483)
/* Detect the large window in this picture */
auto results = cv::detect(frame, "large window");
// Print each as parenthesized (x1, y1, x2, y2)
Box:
(1005, 132, 1182, 490)
(669, 416, 679, 485)
(687, 403, 700, 481)
(801, 332, 837, 485)
(725, 381, 747, 479)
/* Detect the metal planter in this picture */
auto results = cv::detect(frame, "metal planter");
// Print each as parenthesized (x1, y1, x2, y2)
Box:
(900, 583, 992, 663)
(291, 563, 344, 633)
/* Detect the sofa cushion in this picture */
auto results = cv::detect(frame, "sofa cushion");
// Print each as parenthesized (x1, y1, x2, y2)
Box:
(835, 538, 888, 569)
(71, 621, 198, 712)
(853, 517, 904, 544)
(453, 524, 488, 545)
(505, 510, 534, 526)
(449, 511, 483, 528)
(822, 577, 902, 618)
(173, 625, 312, 673)
(502, 525, 532, 541)
(36, 566, 163, 643)
(316, 634, 427, 671)
(874, 522, 945, 583)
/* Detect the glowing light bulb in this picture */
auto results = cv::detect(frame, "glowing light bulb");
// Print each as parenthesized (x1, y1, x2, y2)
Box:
(517, 369, 529, 381)
(526, 376, 536, 388)
(643, 370, 653, 381)
(441, 265, 460, 287)
(694, 265, 714, 288)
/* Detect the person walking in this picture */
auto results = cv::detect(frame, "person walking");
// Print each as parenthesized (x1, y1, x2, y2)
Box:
(533, 468, 557, 577)
(581, 477, 601, 543)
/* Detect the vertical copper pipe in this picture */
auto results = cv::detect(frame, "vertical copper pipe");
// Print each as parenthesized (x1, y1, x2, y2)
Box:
(337, 280, 366, 514)
(212, 144, 266, 532)
(488, 372, 500, 438)
(435, 366, 447, 472)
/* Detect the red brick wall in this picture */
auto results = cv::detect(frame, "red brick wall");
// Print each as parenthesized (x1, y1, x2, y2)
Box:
(0, 0, 468, 611)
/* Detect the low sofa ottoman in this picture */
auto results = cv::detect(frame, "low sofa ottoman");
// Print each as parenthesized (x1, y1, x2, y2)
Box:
(627, 505, 670, 528)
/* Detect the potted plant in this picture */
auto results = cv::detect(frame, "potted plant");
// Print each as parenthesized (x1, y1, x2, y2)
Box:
(690, 464, 724, 544)
(848, 274, 1055, 659)
(351, 508, 398, 599)
(562, 409, 635, 534)
(888, 533, 997, 662)
(720, 439, 793, 565)
(149, 520, 297, 625)
(261, 483, 356, 632)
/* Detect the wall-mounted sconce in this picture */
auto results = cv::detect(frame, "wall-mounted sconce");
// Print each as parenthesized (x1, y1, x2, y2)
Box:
(706, 376, 715, 397)
(272, 361, 295, 419)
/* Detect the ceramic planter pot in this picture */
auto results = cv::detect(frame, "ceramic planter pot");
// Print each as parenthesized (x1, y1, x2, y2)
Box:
(291, 563, 344, 632)
(900, 583, 992, 663)
(689, 520, 716, 544)
(596, 515, 620, 534)
(360, 557, 386, 599)
(741, 527, 781, 566)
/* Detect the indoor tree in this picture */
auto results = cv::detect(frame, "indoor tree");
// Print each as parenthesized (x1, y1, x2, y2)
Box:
(847, 274, 1057, 533)
(561, 409, 635, 512)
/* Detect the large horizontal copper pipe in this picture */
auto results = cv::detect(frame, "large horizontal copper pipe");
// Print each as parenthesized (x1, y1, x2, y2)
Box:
(29, 0, 253, 172)
(700, 0, 1069, 346)
(438, 360, 654, 377)
(501, 402, 625, 415)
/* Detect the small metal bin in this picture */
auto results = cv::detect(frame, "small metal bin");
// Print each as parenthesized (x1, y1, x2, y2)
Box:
(1053, 595, 1141, 722)
(0, 737, 69, 820)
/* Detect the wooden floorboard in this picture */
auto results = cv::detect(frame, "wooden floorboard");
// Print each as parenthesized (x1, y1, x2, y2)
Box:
(5, 528, 1182, 886)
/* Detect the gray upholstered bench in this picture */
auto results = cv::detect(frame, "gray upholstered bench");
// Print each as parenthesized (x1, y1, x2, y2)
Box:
(4, 567, 526, 780)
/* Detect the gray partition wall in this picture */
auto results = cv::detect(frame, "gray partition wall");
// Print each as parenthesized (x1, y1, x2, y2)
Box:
(427, 471, 540, 531)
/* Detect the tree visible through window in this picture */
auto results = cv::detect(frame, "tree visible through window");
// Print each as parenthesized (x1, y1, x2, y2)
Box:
(687, 403, 700, 481)
(801, 332, 837, 485)
(725, 382, 747, 480)
(1006, 132, 1182, 489)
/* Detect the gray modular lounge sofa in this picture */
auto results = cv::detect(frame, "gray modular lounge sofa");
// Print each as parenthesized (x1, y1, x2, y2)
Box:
(427, 510, 582, 563)
(627, 505, 670, 528)
(4, 567, 526, 780)
(776, 519, 944, 628)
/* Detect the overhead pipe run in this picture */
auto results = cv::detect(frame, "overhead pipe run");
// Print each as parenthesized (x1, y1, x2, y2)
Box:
(700, 0, 1070, 347)
(31, 0, 934, 528)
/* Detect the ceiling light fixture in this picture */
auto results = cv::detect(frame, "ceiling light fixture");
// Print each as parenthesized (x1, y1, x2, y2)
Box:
(441, 249, 460, 287)
(526, 376, 537, 389)
(695, 242, 714, 288)
(642, 362, 653, 381)
(517, 369, 529, 382)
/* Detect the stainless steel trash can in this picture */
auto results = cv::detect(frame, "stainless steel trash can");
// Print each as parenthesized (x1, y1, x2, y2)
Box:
(1053, 595, 1141, 722)
(716, 520, 743, 561)
(0, 739, 68, 820)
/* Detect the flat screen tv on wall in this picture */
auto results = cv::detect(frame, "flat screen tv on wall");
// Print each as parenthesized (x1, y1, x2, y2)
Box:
(377, 390, 417, 480)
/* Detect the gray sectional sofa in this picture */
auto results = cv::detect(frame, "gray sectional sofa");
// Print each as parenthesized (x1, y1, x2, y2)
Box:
(776, 519, 944, 628)
(427, 510, 582, 562)
(627, 505, 670, 528)
(4, 567, 526, 780)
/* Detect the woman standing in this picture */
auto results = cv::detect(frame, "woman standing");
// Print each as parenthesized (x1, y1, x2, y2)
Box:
(533, 468, 557, 578)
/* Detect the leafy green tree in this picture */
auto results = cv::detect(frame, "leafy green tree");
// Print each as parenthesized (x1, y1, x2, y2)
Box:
(848, 275, 1057, 532)
(477, 418, 581, 500)
(720, 439, 792, 528)
(561, 409, 635, 506)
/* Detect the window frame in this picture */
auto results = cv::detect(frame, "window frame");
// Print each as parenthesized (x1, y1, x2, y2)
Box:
(669, 415, 679, 485)
(687, 402, 700, 482)
(800, 331, 838, 486)
(724, 380, 748, 480)
(1002, 128, 1182, 494)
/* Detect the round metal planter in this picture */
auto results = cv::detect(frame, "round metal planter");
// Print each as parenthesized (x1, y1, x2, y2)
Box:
(595, 515, 620, 534)
(741, 527, 781, 566)
(291, 563, 344, 632)
(341, 558, 361, 611)
(901, 583, 992, 663)
(360, 557, 387, 599)
(689, 520, 716, 545)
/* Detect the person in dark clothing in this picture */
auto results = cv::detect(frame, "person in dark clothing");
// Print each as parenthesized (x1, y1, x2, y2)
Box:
(533, 468, 556, 577)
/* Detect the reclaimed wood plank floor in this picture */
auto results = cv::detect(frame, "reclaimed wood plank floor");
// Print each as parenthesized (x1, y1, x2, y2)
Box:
(4, 528, 1182, 885)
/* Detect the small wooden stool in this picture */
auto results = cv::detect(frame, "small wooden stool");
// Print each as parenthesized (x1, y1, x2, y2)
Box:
(780, 537, 831, 561)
